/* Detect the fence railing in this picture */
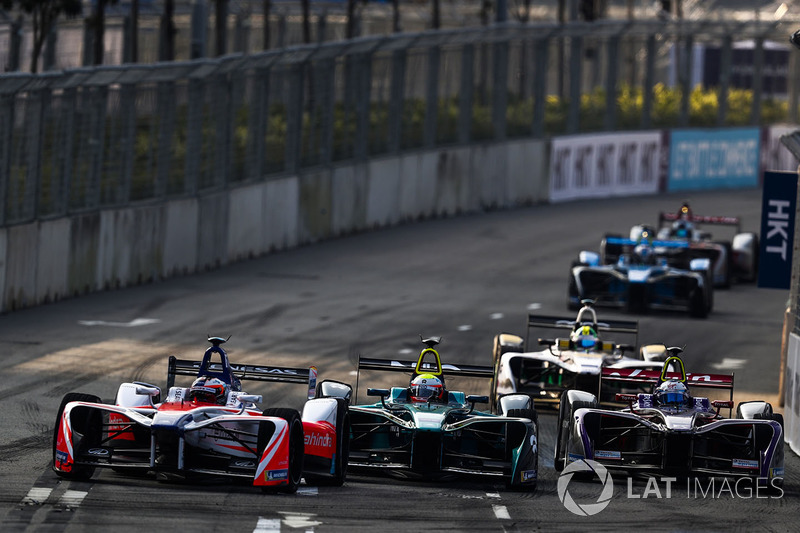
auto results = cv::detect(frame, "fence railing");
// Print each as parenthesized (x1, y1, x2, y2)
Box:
(0, 18, 796, 227)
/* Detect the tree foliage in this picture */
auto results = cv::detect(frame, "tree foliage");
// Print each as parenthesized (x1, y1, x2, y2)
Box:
(2, 0, 82, 72)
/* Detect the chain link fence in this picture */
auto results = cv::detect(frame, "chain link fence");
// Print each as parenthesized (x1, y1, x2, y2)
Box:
(0, 18, 796, 228)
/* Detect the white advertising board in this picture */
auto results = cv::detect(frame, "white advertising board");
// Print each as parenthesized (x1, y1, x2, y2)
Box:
(549, 131, 663, 203)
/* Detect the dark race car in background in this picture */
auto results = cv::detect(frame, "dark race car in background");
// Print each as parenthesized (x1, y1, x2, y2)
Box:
(53, 337, 352, 492)
(600, 202, 758, 288)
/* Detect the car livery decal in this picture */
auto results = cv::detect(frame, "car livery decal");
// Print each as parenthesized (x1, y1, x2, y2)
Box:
(521, 470, 537, 482)
(595, 450, 622, 460)
(304, 424, 335, 459)
(732, 458, 759, 470)
(254, 419, 288, 486)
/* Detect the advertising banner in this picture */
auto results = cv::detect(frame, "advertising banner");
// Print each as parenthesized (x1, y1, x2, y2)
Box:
(667, 128, 760, 191)
(549, 132, 662, 203)
(758, 170, 798, 290)
(762, 125, 800, 175)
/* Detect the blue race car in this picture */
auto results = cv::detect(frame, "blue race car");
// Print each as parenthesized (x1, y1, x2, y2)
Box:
(568, 237, 713, 318)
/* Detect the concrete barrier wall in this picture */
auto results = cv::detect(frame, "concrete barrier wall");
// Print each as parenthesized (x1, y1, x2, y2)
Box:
(0, 135, 662, 314)
(786, 333, 800, 456)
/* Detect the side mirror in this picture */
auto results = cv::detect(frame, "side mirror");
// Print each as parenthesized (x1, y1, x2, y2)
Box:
(237, 394, 262, 404)
(466, 395, 488, 404)
(317, 380, 353, 403)
(135, 385, 161, 397)
(367, 388, 390, 408)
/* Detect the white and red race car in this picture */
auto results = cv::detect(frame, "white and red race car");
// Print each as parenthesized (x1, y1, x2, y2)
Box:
(53, 337, 352, 492)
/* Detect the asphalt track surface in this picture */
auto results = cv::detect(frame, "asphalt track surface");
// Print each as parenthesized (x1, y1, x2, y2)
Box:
(1, 188, 798, 532)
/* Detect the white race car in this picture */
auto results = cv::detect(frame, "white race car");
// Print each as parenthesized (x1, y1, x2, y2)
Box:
(491, 301, 668, 408)
(53, 337, 353, 492)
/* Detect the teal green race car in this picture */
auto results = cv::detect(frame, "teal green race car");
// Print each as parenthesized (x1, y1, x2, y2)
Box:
(348, 337, 538, 489)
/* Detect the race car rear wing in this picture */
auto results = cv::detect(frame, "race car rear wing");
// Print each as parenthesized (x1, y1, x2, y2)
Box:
(659, 212, 741, 232)
(526, 314, 639, 347)
(355, 356, 494, 403)
(600, 366, 734, 401)
(167, 356, 316, 388)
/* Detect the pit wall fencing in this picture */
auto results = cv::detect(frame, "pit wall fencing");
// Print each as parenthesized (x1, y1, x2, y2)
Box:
(0, 124, 794, 315)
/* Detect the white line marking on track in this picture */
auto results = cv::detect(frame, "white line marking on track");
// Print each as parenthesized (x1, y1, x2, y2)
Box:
(254, 517, 281, 533)
(490, 313, 504, 320)
(711, 358, 747, 370)
(21, 487, 52, 505)
(493, 505, 511, 520)
(457, 324, 473, 331)
(486, 492, 501, 499)
(399, 348, 413, 355)
(527, 303, 542, 310)
(279, 512, 323, 528)
(78, 318, 161, 327)
(59, 490, 88, 508)
(297, 486, 318, 496)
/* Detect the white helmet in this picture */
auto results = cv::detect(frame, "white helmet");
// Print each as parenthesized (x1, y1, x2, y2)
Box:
(654, 379, 690, 408)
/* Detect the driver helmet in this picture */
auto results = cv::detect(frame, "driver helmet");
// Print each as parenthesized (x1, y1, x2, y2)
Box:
(672, 220, 693, 239)
(571, 325, 599, 350)
(410, 373, 444, 403)
(633, 243, 655, 265)
(654, 379, 691, 409)
(189, 376, 229, 405)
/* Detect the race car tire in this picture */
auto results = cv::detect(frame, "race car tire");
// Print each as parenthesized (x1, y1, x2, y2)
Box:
(600, 234, 623, 265)
(688, 286, 708, 318)
(713, 241, 733, 289)
(304, 398, 350, 487)
(505, 408, 538, 491)
(554, 392, 598, 472)
(259, 408, 304, 494)
(567, 272, 581, 311)
(53, 392, 103, 480)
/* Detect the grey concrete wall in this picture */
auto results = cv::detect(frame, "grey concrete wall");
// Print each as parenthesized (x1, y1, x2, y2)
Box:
(0, 140, 549, 314)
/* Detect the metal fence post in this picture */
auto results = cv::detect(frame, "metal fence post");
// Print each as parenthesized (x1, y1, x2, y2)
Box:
(492, 40, 509, 141)
(567, 36, 583, 134)
(604, 34, 619, 131)
(532, 37, 548, 138)
(119, 83, 136, 203)
(246, 68, 268, 180)
(44, 24, 57, 72)
(641, 33, 656, 130)
(388, 49, 407, 152)
(424, 45, 440, 147)
(185, 76, 204, 194)
(7, 16, 22, 72)
(678, 34, 693, 128)
(0, 93, 13, 224)
(354, 53, 372, 161)
(24, 88, 45, 221)
(750, 36, 764, 126)
(717, 34, 732, 127)
(58, 87, 76, 214)
(458, 43, 474, 144)
(213, 73, 231, 188)
(87, 85, 108, 210)
(318, 59, 335, 165)
(191, 0, 208, 59)
(285, 62, 305, 174)
(155, 81, 175, 198)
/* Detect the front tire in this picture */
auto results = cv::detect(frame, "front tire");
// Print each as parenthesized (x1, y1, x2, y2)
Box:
(304, 399, 350, 487)
(53, 392, 103, 480)
(260, 408, 304, 494)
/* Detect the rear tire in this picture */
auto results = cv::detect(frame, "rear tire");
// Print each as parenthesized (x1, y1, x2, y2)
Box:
(260, 408, 304, 494)
(53, 393, 103, 480)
